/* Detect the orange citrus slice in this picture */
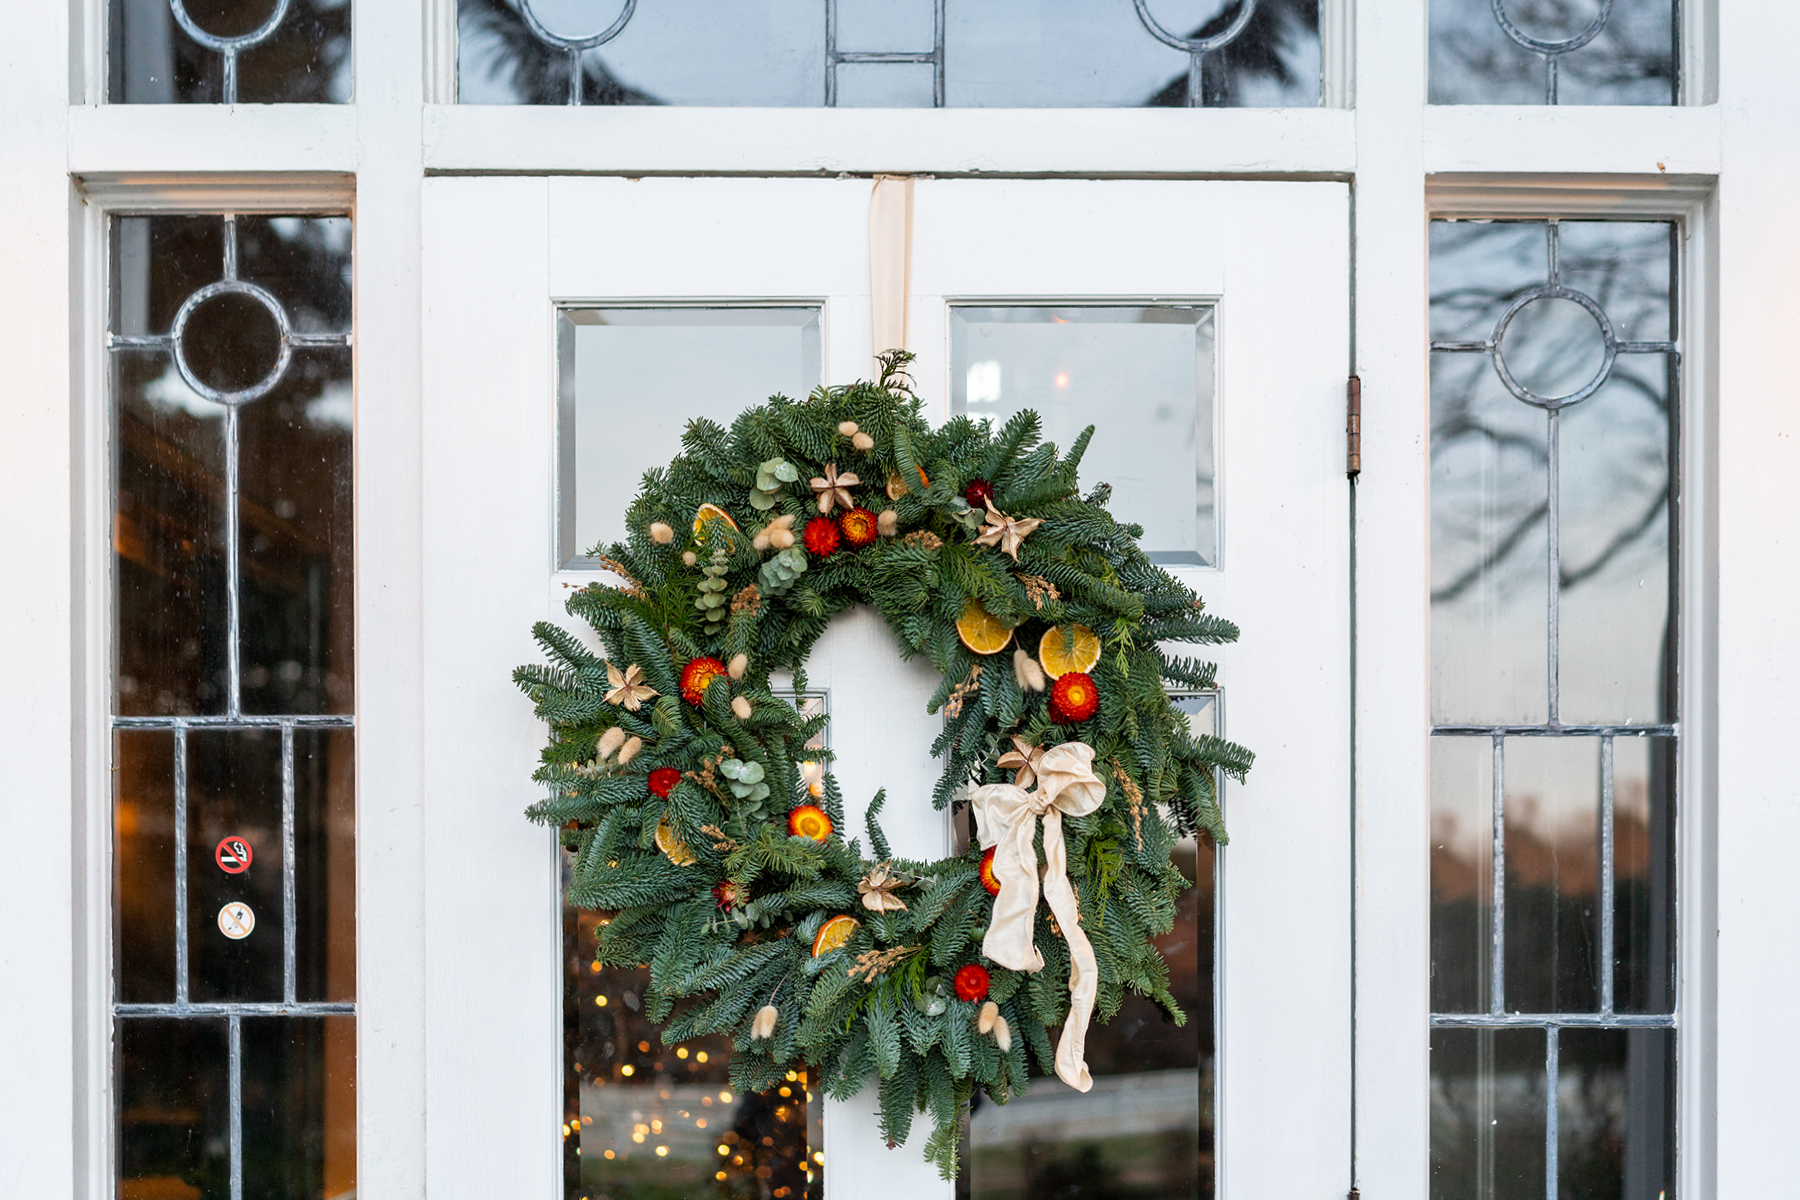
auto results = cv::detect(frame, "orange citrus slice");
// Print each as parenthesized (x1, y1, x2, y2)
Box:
(655, 817, 697, 866)
(1038, 624, 1101, 678)
(956, 598, 1014, 656)
(693, 503, 740, 536)
(812, 915, 860, 957)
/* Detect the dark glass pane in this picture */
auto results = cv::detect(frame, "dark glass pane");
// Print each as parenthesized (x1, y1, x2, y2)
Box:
(233, 217, 354, 336)
(1613, 737, 1675, 1015)
(188, 730, 286, 1003)
(113, 349, 230, 717)
(457, 0, 1319, 108)
(117, 1018, 232, 1200)
(1504, 737, 1600, 1015)
(117, 731, 178, 1003)
(563, 853, 817, 1199)
(113, 217, 225, 339)
(950, 306, 1216, 566)
(1431, 736, 1493, 1014)
(1429, 0, 1675, 105)
(294, 729, 356, 1003)
(965, 686, 1213, 1200)
(1430, 1027, 1546, 1200)
(238, 350, 354, 716)
(109, 0, 352, 103)
(1557, 1028, 1675, 1200)
(240, 1016, 358, 1199)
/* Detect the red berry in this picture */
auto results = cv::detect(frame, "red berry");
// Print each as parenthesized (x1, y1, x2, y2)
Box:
(680, 657, 728, 706)
(1049, 671, 1099, 723)
(648, 767, 682, 798)
(963, 479, 994, 508)
(953, 964, 991, 1002)
(838, 507, 878, 548)
(803, 516, 841, 556)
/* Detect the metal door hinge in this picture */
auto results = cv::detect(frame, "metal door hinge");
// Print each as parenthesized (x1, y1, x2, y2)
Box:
(1346, 375, 1362, 478)
(1347, 1189, 1361, 1200)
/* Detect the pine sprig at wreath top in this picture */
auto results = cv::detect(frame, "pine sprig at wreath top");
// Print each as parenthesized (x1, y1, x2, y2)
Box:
(515, 352, 1252, 1177)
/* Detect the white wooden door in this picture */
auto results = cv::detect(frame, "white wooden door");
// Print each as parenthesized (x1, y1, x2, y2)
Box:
(419, 175, 1351, 1199)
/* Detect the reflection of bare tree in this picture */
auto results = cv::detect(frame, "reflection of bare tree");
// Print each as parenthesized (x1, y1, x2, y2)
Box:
(1429, 0, 1674, 104)
(1430, 222, 1672, 607)
(460, 0, 661, 105)
(1143, 0, 1320, 107)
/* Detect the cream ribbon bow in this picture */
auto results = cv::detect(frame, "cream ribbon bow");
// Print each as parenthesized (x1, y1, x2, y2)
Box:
(969, 740, 1106, 1092)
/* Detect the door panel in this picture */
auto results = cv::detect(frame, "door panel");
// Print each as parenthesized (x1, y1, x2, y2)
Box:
(421, 175, 1350, 1199)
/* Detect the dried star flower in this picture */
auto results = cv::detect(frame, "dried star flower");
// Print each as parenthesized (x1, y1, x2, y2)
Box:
(858, 862, 909, 913)
(604, 661, 659, 711)
(809, 463, 861, 514)
(972, 498, 1043, 563)
(996, 735, 1046, 787)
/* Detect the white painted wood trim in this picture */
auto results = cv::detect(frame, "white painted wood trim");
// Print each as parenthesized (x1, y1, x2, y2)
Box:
(67, 105, 363, 174)
(423, 104, 1359, 177)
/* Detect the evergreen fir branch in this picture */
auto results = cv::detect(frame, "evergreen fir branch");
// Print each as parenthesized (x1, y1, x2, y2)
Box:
(864, 789, 893, 861)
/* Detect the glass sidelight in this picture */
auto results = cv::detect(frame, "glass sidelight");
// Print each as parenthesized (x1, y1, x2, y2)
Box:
(1428, 219, 1678, 1199)
(110, 213, 357, 1200)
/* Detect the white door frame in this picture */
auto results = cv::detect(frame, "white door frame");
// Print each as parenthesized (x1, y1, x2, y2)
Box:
(12, 1, 1797, 1197)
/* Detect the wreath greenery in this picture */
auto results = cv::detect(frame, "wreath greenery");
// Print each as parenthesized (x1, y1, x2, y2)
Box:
(515, 353, 1252, 1177)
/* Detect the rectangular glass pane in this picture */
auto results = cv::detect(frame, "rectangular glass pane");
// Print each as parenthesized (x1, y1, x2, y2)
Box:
(241, 1016, 358, 1198)
(117, 1018, 232, 1199)
(116, 730, 178, 1004)
(1503, 737, 1600, 1015)
(457, 0, 1320, 108)
(109, 0, 352, 103)
(1430, 1027, 1546, 1200)
(1613, 737, 1675, 1014)
(950, 306, 1216, 566)
(1429, 0, 1675, 105)
(562, 853, 818, 1200)
(1430, 736, 1493, 1015)
(294, 728, 357, 1003)
(1557, 1028, 1675, 1198)
(964, 692, 1216, 1199)
(188, 730, 288, 1003)
(558, 308, 822, 567)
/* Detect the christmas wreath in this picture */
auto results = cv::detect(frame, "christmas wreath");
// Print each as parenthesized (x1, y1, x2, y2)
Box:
(516, 353, 1252, 1177)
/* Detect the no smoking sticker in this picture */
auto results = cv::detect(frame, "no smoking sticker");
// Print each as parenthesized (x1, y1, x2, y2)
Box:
(218, 902, 256, 940)
(215, 836, 253, 874)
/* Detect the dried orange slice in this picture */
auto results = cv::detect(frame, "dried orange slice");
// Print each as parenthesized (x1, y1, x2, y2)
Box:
(1038, 624, 1101, 678)
(655, 817, 697, 867)
(955, 598, 1014, 656)
(812, 915, 859, 957)
(885, 467, 931, 500)
(693, 503, 739, 536)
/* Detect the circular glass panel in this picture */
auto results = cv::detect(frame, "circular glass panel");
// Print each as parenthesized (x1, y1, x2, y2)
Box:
(1495, 295, 1609, 402)
(181, 291, 284, 395)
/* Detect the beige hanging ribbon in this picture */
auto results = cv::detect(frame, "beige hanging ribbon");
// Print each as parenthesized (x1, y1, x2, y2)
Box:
(869, 174, 915, 367)
(969, 741, 1106, 1092)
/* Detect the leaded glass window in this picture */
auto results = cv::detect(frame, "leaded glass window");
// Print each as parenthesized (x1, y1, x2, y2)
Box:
(457, 0, 1321, 108)
(1428, 219, 1678, 1198)
(111, 212, 357, 1199)
(109, 0, 353, 103)
(1429, 0, 1677, 104)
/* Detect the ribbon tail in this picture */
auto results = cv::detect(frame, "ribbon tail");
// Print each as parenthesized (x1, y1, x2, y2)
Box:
(1039, 810, 1096, 1093)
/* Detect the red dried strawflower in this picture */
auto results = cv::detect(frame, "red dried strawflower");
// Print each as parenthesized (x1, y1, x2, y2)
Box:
(963, 479, 994, 508)
(787, 804, 834, 841)
(838, 507, 878, 548)
(712, 880, 747, 909)
(978, 846, 1001, 896)
(648, 767, 682, 798)
(680, 657, 728, 706)
(803, 516, 841, 556)
(1049, 671, 1099, 723)
(953, 964, 991, 1002)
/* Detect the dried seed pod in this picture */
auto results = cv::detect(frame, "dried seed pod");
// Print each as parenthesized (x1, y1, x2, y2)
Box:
(851, 431, 875, 451)
(648, 521, 675, 544)
(751, 1004, 779, 1041)
(596, 727, 627, 760)
(682, 550, 698, 567)
(616, 736, 643, 765)
(731, 696, 753, 720)
(728, 653, 749, 680)
(977, 1001, 999, 1035)
(877, 509, 899, 537)
(993, 1015, 1011, 1052)
(1013, 648, 1048, 692)
(837, 420, 859, 436)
